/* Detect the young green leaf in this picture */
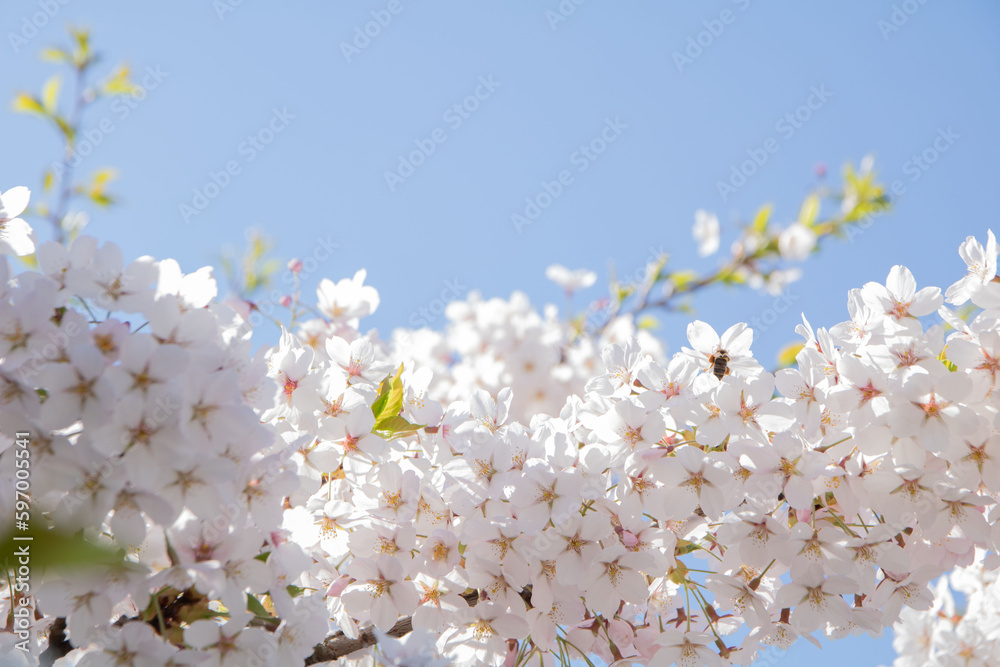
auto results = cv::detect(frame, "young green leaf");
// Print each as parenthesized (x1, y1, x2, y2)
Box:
(752, 203, 772, 234)
(42, 75, 61, 113)
(374, 415, 425, 441)
(11, 93, 45, 115)
(371, 364, 405, 423)
(798, 193, 820, 228)
(246, 593, 273, 620)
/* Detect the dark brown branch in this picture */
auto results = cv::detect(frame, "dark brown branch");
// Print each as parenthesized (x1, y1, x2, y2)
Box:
(39, 617, 72, 667)
(304, 590, 480, 664)
(42, 590, 487, 665)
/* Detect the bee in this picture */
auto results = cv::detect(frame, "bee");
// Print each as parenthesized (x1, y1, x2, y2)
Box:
(709, 350, 730, 380)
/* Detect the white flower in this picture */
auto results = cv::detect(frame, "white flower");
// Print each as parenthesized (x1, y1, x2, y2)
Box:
(778, 223, 817, 261)
(887, 368, 976, 454)
(342, 555, 419, 632)
(183, 619, 275, 667)
(774, 562, 855, 632)
(0, 186, 36, 256)
(861, 265, 942, 327)
(326, 335, 392, 385)
(371, 627, 451, 666)
(545, 264, 597, 292)
(946, 230, 999, 304)
(655, 445, 735, 520)
(653, 630, 721, 667)
(580, 545, 652, 619)
(37, 344, 115, 430)
(683, 320, 762, 380)
(534, 513, 612, 586)
(692, 209, 720, 257)
(586, 338, 646, 397)
(80, 242, 158, 312)
(317, 269, 380, 322)
(439, 602, 528, 666)
(155, 259, 217, 309)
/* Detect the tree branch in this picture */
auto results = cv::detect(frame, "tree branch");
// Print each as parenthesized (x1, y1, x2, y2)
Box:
(304, 590, 480, 664)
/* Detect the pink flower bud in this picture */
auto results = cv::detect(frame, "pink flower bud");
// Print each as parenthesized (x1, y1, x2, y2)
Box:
(622, 530, 639, 547)
(279, 295, 292, 308)
(287, 258, 304, 274)
(325, 575, 351, 598)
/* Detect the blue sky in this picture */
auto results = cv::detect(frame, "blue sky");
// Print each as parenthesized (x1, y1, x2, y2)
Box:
(3, 1, 1000, 664)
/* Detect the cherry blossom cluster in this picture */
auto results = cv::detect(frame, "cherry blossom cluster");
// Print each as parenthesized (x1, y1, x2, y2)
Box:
(237, 227, 1000, 664)
(387, 282, 665, 426)
(3, 180, 1000, 667)
(0, 186, 328, 666)
(884, 549, 1000, 667)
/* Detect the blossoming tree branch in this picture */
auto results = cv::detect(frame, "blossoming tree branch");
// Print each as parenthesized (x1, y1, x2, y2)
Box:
(2, 29, 999, 667)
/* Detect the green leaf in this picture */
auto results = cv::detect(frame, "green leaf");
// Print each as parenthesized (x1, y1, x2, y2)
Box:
(286, 584, 306, 597)
(69, 25, 91, 65)
(100, 64, 140, 96)
(752, 204, 772, 234)
(669, 270, 698, 291)
(614, 284, 634, 302)
(776, 342, 804, 369)
(938, 349, 957, 372)
(92, 167, 118, 188)
(0, 526, 124, 573)
(667, 561, 689, 584)
(647, 253, 669, 284)
(719, 271, 746, 286)
(370, 376, 392, 419)
(53, 115, 75, 143)
(89, 192, 114, 207)
(11, 93, 45, 115)
(798, 193, 820, 228)
(371, 364, 405, 423)
(41, 75, 61, 114)
(374, 415, 425, 441)
(246, 593, 272, 619)
(636, 314, 658, 330)
(40, 47, 69, 64)
(675, 539, 699, 556)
